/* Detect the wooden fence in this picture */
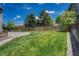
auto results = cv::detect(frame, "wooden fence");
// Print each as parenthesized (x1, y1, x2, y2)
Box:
(25, 26, 55, 31)
(10, 26, 56, 31)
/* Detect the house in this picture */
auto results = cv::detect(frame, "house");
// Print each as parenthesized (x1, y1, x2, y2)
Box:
(0, 8, 3, 32)
(68, 3, 79, 42)
(0, 8, 7, 40)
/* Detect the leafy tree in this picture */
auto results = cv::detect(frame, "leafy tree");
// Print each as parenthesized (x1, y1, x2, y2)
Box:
(60, 11, 76, 26)
(24, 14, 36, 27)
(56, 11, 76, 31)
(7, 21, 14, 31)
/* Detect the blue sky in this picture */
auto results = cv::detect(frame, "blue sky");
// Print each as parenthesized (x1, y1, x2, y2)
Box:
(0, 3, 70, 25)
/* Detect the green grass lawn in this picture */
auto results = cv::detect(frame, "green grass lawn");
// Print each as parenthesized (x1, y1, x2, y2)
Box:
(0, 31, 67, 56)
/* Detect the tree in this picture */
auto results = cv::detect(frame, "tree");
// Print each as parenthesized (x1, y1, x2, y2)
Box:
(60, 11, 76, 26)
(56, 15, 61, 24)
(40, 10, 53, 26)
(24, 14, 36, 27)
(7, 21, 14, 31)
(46, 16, 53, 25)
(57, 11, 76, 31)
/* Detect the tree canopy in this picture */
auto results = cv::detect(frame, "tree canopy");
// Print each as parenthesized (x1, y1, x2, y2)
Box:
(24, 14, 36, 27)
(7, 21, 14, 29)
(56, 11, 76, 26)
(24, 10, 53, 27)
(56, 11, 76, 31)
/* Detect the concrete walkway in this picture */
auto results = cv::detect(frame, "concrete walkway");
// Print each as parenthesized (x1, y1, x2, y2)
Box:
(8, 32, 30, 38)
(0, 32, 31, 45)
(67, 32, 73, 56)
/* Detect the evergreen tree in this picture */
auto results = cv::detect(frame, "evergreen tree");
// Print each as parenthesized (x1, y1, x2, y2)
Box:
(56, 16, 61, 24)
(24, 14, 36, 27)
(40, 10, 53, 26)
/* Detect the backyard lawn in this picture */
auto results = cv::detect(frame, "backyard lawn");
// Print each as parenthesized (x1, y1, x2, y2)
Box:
(0, 31, 67, 56)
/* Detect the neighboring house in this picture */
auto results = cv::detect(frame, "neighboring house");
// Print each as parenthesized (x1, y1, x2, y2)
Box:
(0, 8, 3, 32)
(68, 3, 79, 42)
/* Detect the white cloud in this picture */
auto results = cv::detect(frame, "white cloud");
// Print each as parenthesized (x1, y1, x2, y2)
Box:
(13, 15, 21, 20)
(45, 10, 55, 14)
(16, 15, 21, 18)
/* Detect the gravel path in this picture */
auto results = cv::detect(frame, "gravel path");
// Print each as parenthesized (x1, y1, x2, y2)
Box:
(0, 32, 31, 45)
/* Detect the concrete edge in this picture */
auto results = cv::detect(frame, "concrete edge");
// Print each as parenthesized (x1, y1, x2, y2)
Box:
(66, 32, 73, 56)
